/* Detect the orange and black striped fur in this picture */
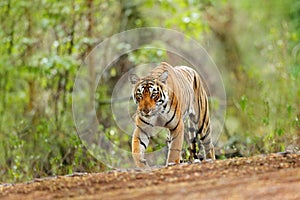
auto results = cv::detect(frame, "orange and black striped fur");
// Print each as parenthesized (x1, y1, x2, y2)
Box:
(129, 62, 215, 167)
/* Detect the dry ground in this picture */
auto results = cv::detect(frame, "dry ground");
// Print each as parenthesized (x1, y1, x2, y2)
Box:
(1, 153, 300, 200)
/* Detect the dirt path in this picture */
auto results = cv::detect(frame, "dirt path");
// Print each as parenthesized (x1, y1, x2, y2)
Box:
(1, 153, 300, 200)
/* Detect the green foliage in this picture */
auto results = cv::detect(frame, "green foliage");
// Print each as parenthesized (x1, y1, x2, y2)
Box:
(210, 0, 298, 159)
(0, 0, 300, 183)
(129, 47, 167, 64)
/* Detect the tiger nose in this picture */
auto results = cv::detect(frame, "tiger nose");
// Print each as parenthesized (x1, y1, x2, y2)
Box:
(142, 108, 150, 114)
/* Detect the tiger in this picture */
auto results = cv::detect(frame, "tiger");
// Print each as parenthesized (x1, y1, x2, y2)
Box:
(129, 62, 215, 167)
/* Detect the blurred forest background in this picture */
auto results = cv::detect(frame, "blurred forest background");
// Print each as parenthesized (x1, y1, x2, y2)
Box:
(0, 0, 299, 183)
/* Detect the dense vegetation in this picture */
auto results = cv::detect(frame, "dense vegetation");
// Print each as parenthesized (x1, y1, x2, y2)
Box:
(0, 0, 299, 183)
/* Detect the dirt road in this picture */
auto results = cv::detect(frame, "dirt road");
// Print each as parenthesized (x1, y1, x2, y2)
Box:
(1, 153, 299, 200)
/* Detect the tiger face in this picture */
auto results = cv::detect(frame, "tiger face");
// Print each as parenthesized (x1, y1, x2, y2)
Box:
(129, 71, 169, 118)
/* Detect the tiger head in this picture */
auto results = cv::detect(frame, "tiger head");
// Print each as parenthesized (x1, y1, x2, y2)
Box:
(129, 70, 169, 117)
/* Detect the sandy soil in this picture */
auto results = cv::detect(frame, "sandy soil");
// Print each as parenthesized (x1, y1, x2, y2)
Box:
(1, 153, 299, 200)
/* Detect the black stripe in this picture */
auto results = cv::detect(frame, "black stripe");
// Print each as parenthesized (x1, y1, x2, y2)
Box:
(203, 140, 211, 146)
(191, 94, 202, 124)
(165, 104, 177, 126)
(160, 90, 167, 108)
(197, 123, 204, 136)
(163, 103, 167, 110)
(193, 76, 197, 89)
(203, 96, 209, 122)
(200, 130, 209, 141)
(170, 132, 179, 142)
(137, 125, 149, 138)
(190, 137, 197, 144)
(196, 91, 206, 123)
(197, 102, 208, 134)
(139, 117, 153, 127)
(170, 119, 180, 131)
(166, 93, 174, 114)
(161, 89, 165, 99)
(195, 98, 201, 122)
(138, 137, 147, 149)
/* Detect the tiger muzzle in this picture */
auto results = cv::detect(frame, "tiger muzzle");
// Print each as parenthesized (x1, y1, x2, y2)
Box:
(141, 108, 151, 116)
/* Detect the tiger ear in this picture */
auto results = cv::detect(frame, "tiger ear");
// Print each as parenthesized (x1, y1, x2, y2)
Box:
(129, 74, 140, 84)
(159, 70, 168, 83)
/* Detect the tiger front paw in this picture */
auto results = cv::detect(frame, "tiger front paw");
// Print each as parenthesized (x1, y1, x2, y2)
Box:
(167, 162, 177, 166)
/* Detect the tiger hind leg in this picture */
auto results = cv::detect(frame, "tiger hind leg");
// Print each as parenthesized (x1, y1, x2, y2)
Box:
(187, 120, 198, 162)
(198, 126, 215, 161)
(196, 139, 206, 161)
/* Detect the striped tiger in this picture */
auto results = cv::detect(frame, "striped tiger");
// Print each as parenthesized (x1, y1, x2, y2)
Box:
(129, 62, 215, 167)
